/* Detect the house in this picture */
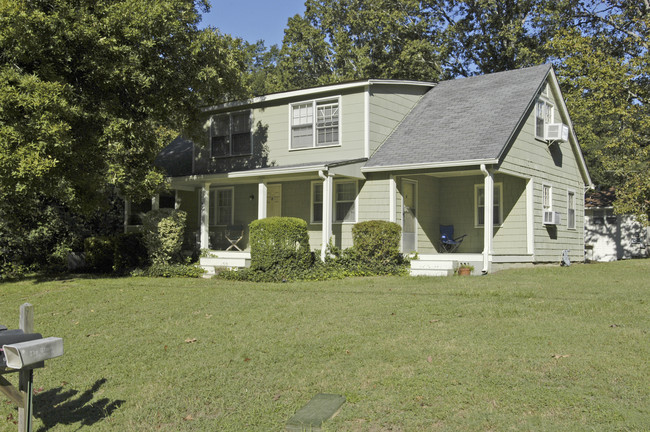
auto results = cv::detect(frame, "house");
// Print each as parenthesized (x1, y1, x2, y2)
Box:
(126, 64, 593, 275)
(584, 187, 648, 261)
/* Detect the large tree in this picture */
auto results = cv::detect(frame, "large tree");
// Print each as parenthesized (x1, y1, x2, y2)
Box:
(550, 0, 649, 224)
(270, 0, 446, 92)
(0, 0, 248, 273)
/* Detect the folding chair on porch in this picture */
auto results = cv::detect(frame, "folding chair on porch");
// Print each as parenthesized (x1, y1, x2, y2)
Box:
(439, 224, 467, 253)
(225, 225, 244, 251)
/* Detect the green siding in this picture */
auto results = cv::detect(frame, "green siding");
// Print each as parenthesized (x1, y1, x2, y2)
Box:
(178, 190, 199, 232)
(369, 85, 428, 156)
(499, 79, 586, 262)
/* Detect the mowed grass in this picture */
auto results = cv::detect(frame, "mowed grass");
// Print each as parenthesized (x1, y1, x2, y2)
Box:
(0, 259, 648, 431)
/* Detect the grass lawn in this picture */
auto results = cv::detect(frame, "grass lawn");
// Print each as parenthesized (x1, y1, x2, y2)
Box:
(0, 259, 648, 431)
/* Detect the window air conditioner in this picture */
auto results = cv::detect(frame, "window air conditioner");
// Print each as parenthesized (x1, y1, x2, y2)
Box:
(545, 123, 569, 142)
(543, 211, 561, 225)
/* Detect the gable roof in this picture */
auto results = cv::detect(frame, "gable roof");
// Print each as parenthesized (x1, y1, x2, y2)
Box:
(364, 64, 552, 170)
(586, 187, 616, 208)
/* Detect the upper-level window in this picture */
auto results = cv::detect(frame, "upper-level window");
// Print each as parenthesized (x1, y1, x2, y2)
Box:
(543, 184, 553, 212)
(291, 99, 340, 149)
(210, 110, 252, 158)
(535, 99, 553, 140)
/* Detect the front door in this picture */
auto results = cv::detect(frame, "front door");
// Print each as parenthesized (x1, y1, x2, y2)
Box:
(402, 180, 417, 252)
(267, 184, 282, 217)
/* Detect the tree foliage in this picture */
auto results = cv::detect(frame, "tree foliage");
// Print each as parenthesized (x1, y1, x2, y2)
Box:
(0, 0, 249, 274)
(0, 0, 247, 214)
(269, 0, 445, 92)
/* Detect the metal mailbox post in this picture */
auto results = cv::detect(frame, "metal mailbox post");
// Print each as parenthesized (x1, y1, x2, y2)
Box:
(0, 304, 64, 432)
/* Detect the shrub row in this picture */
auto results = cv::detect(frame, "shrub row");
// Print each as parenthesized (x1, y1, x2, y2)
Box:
(84, 232, 148, 274)
(217, 218, 407, 282)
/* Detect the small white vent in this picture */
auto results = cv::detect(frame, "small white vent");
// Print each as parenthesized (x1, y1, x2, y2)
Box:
(543, 211, 562, 225)
(545, 123, 569, 142)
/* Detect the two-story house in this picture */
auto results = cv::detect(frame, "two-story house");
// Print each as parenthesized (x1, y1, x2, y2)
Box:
(127, 64, 593, 275)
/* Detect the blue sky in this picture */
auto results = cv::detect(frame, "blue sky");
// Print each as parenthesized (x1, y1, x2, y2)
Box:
(200, 0, 307, 46)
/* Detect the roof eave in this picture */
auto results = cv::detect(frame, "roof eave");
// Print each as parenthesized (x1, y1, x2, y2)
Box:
(362, 159, 500, 173)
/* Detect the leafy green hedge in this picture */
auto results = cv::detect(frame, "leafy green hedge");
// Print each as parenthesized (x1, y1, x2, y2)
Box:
(113, 232, 148, 273)
(142, 209, 186, 265)
(131, 262, 204, 278)
(249, 217, 313, 274)
(84, 236, 115, 273)
(217, 219, 407, 282)
(350, 220, 403, 273)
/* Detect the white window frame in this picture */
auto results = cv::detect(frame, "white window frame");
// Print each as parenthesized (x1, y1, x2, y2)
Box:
(535, 97, 554, 140)
(567, 189, 576, 230)
(310, 181, 323, 224)
(209, 187, 234, 226)
(209, 110, 252, 158)
(474, 183, 503, 227)
(289, 96, 341, 150)
(334, 180, 357, 224)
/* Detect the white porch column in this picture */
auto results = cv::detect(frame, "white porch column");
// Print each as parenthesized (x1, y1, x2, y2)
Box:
(200, 183, 211, 250)
(389, 175, 396, 223)
(258, 181, 267, 219)
(481, 165, 494, 273)
(321, 173, 334, 260)
(526, 178, 535, 255)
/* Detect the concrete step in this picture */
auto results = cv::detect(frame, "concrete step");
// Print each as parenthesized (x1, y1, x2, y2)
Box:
(410, 268, 453, 277)
(200, 256, 251, 268)
(410, 260, 456, 270)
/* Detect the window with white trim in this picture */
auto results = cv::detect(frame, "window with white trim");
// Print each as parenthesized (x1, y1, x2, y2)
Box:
(311, 182, 323, 223)
(542, 184, 552, 213)
(335, 181, 356, 223)
(210, 110, 252, 157)
(535, 99, 553, 140)
(291, 99, 339, 149)
(567, 190, 576, 229)
(209, 188, 233, 226)
(474, 183, 503, 226)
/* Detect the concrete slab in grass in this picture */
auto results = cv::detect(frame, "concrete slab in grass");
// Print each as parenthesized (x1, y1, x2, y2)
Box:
(286, 393, 346, 431)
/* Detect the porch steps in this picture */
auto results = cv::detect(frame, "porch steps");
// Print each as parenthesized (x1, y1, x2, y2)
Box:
(409, 257, 456, 277)
(200, 251, 251, 277)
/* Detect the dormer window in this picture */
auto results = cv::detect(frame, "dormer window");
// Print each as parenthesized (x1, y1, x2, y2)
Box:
(210, 110, 252, 158)
(291, 98, 340, 149)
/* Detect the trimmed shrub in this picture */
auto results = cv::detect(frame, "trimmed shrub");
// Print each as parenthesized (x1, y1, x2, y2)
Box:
(84, 236, 115, 273)
(113, 232, 148, 273)
(352, 220, 401, 261)
(142, 209, 187, 265)
(131, 262, 205, 278)
(249, 217, 312, 274)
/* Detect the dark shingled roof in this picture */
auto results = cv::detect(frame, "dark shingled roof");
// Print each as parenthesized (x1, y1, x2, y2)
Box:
(155, 136, 194, 177)
(365, 64, 552, 168)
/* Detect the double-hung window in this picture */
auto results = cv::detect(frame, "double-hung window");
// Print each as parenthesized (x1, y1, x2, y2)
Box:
(209, 188, 233, 226)
(311, 182, 323, 223)
(542, 184, 552, 213)
(291, 99, 340, 149)
(310, 180, 357, 223)
(535, 99, 553, 140)
(335, 181, 356, 223)
(475, 183, 503, 226)
(567, 190, 576, 229)
(210, 110, 252, 157)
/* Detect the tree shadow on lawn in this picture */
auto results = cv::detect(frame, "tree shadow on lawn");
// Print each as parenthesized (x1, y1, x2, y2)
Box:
(34, 378, 124, 431)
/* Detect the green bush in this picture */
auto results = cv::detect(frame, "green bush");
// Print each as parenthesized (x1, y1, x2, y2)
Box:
(249, 217, 312, 274)
(350, 220, 404, 273)
(131, 262, 205, 278)
(142, 209, 187, 265)
(113, 232, 148, 273)
(84, 236, 115, 273)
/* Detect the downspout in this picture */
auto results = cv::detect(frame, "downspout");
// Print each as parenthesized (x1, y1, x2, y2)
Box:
(480, 164, 490, 274)
(318, 170, 331, 261)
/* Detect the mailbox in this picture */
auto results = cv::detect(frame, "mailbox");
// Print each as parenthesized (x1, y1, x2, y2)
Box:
(3, 337, 64, 369)
(0, 329, 43, 368)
